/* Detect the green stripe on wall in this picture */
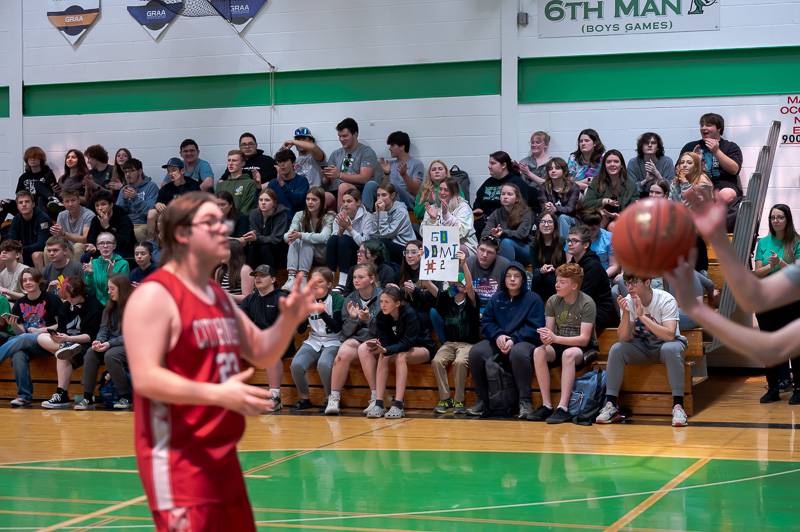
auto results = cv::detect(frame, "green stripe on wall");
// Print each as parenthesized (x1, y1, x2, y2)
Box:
(0, 87, 9, 118)
(23, 60, 501, 117)
(519, 46, 800, 104)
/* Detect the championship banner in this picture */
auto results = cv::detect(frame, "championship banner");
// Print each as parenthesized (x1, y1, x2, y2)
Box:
(420, 225, 460, 283)
(127, 1, 183, 41)
(47, 0, 100, 45)
(212, 0, 267, 33)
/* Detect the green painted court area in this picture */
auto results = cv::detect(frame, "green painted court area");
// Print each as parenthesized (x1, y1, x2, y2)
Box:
(0, 450, 798, 530)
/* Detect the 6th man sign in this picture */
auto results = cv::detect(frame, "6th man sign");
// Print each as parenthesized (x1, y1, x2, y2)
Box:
(538, 0, 720, 37)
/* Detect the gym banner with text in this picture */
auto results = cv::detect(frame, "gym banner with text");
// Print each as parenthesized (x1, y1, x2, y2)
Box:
(127, 1, 183, 41)
(47, 0, 100, 45)
(538, 0, 720, 38)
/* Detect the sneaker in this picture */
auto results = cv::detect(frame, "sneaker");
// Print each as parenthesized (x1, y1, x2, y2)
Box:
(362, 399, 376, 415)
(384, 405, 404, 418)
(453, 400, 466, 415)
(42, 392, 72, 409)
(517, 401, 533, 420)
(790, 390, 800, 405)
(526, 405, 554, 422)
(671, 404, 688, 427)
(433, 398, 453, 414)
(760, 388, 781, 403)
(324, 396, 340, 416)
(47, 196, 64, 211)
(778, 378, 793, 392)
(281, 276, 296, 291)
(55, 342, 83, 361)
(74, 397, 95, 411)
(10, 397, 31, 408)
(293, 399, 313, 411)
(595, 401, 621, 424)
(113, 397, 132, 410)
(365, 403, 386, 418)
(466, 401, 485, 417)
(266, 395, 282, 413)
(546, 407, 573, 424)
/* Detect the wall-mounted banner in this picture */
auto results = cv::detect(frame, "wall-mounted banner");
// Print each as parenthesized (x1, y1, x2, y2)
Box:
(779, 95, 800, 147)
(127, 1, 183, 41)
(538, 0, 720, 38)
(212, 0, 267, 33)
(47, 0, 100, 45)
(421, 225, 460, 283)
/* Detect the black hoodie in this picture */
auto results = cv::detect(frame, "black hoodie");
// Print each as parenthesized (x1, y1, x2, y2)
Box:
(572, 250, 618, 332)
(220, 149, 277, 183)
(16, 167, 57, 206)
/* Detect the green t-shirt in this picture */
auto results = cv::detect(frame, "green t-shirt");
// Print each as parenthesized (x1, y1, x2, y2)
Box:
(0, 295, 13, 335)
(545, 291, 597, 348)
(755, 234, 800, 276)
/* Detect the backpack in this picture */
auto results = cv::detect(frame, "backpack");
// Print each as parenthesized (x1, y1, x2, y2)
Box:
(449, 165, 471, 202)
(485, 354, 518, 418)
(98, 371, 120, 408)
(568, 368, 607, 426)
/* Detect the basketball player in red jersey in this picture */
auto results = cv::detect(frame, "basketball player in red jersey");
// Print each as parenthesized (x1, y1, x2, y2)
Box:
(123, 192, 324, 531)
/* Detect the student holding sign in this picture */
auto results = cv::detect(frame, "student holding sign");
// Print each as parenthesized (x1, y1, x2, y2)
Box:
(421, 177, 477, 256)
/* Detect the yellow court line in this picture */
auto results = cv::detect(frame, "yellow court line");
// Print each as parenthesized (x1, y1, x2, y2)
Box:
(0, 509, 82, 518)
(38, 495, 147, 532)
(243, 449, 315, 475)
(75, 516, 118, 531)
(604, 457, 711, 532)
(0, 496, 126, 505)
(0, 465, 138, 474)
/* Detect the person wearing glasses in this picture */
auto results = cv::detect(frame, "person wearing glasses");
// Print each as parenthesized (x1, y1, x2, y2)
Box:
(83, 232, 130, 306)
(343, 240, 397, 294)
(566, 225, 617, 334)
(219, 132, 277, 186)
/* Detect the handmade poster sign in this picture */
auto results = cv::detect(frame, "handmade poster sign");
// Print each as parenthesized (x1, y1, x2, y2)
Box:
(420, 225, 460, 282)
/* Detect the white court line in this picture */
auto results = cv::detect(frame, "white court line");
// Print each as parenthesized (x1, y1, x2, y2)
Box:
(1, 465, 799, 530)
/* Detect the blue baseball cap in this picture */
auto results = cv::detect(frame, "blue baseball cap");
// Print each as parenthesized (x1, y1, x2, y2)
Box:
(293, 127, 315, 141)
(161, 157, 184, 169)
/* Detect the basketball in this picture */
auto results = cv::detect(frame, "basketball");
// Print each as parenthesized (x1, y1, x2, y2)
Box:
(611, 198, 697, 277)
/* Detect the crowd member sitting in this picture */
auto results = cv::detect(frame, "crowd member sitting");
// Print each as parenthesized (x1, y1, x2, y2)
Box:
(283, 127, 326, 188)
(268, 149, 310, 217)
(4, 146, 57, 216)
(324, 263, 382, 416)
(110, 148, 131, 185)
(421, 177, 477, 256)
(467, 262, 544, 418)
(578, 210, 619, 279)
(537, 157, 580, 238)
(413, 160, 453, 222)
(290, 268, 343, 410)
(568, 128, 605, 191)
(43, 237, 82, 291)
(83, 232, 130, 305)
(130, 242, 157, 286)
(148, 157, 201, 238)
(669, 151, 713, 202)
(363, 284, 435, 419)
(752, 204, 800, 404)
(583, 150, 638, 228)
(530, 212, 566, 304)
(85, 144, 113, 191)
(379, 131, 424, 208)
(167, 138, 214, 191)
(57, 149, 89, 202)
(343, 240, 397, 294)
(214, 240, 246, 300)
(473, 151, 530, 237)
(2, 269, 63, 407)
(215, 191, 250, 240)
(282, 187, 335, 291)
(597, 272, 688, 427)
(371, 182, 416, 265)
(0, 295, 13, 345)
(627, 132, 676, 197)
(74, 274, 133, 410)
(519, 130, 553, 186)
(116, 158, 158, 243)
(0, 240, 27, 301)
(240, 265, 288, 411)
(37, 276, 103, 409)
(648, 180, 670, 198)
(219, 132, 277, 186)
(243, 188, 289, 271)
(566, 225, 618, 334)
(324, 117, 383, 208)
(51, 188, 95, 257)
(7, 190, 50, 269)
(482, 183, 533, 265)
(216, 150, 258, 214)
(398, 240, 438, 335)
(529, 263, 597, 424)
(423, 252, 479, 415)
(327, 187, 375, 292)
(680, 112, 743, 205)
(86, 190, 136, 260)
(466, 235, 510, 312)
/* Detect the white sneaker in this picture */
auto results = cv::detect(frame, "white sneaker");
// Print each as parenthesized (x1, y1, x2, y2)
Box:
(281, 276, 296, 291)
(324, 396, 340, 416)
(362, 399, 376, 415)
(671, 404, 688, 427)
(365, 403, 385, 418)
(595, 401, 620, 424)
(384, 405, 404, 418)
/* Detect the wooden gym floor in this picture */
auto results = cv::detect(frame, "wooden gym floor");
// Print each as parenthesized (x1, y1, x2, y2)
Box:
(1, 375, 799, 530)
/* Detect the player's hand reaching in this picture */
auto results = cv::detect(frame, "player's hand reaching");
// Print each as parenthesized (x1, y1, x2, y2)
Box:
(683, 187, 727, 241)
(278, 272, 326, 325)
(218, 367, 272, 416)
(664, 247, 702, 314)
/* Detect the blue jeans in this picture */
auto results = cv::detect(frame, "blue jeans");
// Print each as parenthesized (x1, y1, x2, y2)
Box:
(12, 344, 51, 401)
(498, 238, 532, 265)
(0, 333, 39, 364)
(558, 214, 576, 239)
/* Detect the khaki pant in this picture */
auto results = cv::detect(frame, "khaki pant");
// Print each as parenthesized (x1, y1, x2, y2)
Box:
(133, 224, 148, 245)
(431, 342, 472, 402)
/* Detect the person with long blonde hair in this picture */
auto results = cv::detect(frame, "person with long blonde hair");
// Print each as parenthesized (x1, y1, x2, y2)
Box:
(413, 160, 451, 221)
(669, 151, 712, 202)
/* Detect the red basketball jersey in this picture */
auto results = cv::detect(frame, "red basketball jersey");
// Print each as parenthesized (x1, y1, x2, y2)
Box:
(134, 268, 248, 511)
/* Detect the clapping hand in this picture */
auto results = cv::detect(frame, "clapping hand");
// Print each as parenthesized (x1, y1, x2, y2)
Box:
(278, 272, 326, 326)
(379, 157, 391, 175)
(768, 251, 780, 268)
(490, 225, 503, 238)
(617, 294, 630, 314)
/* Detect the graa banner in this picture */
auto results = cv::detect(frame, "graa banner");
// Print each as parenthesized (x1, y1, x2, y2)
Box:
(47, 0, 100, 45)
(127, 1, 183, 41)
(538, 0, 720, 38)
(212, 0, 267, 33)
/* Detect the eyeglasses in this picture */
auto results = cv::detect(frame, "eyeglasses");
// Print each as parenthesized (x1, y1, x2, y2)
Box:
(357, 249, 367, 256)
(96, 241, 115, 246)
(624, 279, 642, 287)
(539, 220, 554, 225)
(770, 216, 786, 221)
(191, 218, 234, 232)
(566, 238, 583, 245)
